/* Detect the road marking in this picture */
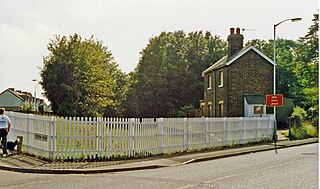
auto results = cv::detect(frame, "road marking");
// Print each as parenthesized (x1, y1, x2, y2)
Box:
(175, 184, 194, 189)
(203, 161, 294, 184)
(203, 173, 243, 183)
(182, 159, 195, 164)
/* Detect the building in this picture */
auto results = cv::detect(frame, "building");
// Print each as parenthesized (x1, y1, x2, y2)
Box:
(201, 28, 274, 117)
(0, 88, 42, 112)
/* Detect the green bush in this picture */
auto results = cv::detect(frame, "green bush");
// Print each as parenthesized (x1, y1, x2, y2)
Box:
(304, 123, 318, 137)
(289, 123, 318, 140)
(291, 106, 307, 121)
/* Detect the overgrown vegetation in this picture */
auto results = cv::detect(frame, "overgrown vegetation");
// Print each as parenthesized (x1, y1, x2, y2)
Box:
(289, 123, 318, 140)
(289, 106, 318, 140)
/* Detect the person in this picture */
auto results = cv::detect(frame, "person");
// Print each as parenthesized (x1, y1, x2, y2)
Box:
(0, 108, 11, 157)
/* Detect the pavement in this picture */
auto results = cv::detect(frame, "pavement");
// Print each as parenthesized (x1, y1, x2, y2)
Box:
(0, 137, 318, 174)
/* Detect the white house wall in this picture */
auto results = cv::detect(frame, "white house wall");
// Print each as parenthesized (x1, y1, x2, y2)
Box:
(244, 98, 267, 117)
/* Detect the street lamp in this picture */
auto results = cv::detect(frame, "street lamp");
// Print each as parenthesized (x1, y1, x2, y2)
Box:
(273, 17, 302, 96)
(273, 17, 301, 153)
(32, 79, 39, 112)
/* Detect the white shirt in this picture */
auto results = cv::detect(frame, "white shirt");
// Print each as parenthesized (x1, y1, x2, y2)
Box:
(0, 115, 10, 129)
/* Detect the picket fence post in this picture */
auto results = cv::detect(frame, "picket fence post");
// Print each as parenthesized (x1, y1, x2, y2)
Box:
(50, 116, 56, 160)
(158, 118, 164, 154)
(128, 118, 135, 157)
(223, 117, 227, 146)
(183, 118, 188, 150)
(255, 117, 258, 142)
(239, 117, 243, 145)
(205, 117, 209, 148)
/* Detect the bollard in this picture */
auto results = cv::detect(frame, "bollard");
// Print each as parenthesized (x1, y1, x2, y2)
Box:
(17, 136, 23, 154)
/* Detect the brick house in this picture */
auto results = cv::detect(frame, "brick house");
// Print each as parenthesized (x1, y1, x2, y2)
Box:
(200, 28, 274, 117)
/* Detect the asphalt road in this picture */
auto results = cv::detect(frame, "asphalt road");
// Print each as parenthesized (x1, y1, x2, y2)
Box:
(0, 143, 318, 189)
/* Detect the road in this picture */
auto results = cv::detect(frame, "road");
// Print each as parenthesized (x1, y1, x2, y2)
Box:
(0, 143, 318, 189)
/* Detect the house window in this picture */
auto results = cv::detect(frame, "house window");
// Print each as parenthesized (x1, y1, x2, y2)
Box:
(208, 104, 211, 117)
(207, 74, 212, 89)
(201, 105, 205, 116)
(218, 70, 223, 87)
(219, 101, 224, 117)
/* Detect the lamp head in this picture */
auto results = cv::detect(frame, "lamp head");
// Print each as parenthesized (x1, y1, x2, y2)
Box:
(291, 18, 302, 22)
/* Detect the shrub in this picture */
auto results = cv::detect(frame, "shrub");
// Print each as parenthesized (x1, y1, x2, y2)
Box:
(289, 123, 318, 140)
(291, 106, 307, 121)
(304, 123, 318, 137)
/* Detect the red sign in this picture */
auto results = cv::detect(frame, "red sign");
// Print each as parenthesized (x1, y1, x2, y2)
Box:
(266, 94, 283, 107)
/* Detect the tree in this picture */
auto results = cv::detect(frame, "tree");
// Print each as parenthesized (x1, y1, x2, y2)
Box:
(246, 13, 319, 120)
(124, 31, 226, 117)
(41, 34, 126, 117)
(295, 13, 319, 120)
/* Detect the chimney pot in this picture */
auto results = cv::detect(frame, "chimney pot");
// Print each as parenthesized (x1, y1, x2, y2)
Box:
(230, 28, 235, 34)
(236, 28, 241, 34)
(227, 27, 244, 57)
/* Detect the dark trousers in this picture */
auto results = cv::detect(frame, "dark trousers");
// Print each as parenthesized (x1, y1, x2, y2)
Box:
(0, 129, 8, 155)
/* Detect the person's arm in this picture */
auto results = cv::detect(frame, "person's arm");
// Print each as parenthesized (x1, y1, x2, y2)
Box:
(6, 117, 11, 132)
(7, 122, 11, 132)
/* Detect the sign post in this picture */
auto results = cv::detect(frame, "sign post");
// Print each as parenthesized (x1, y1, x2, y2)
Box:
(266, 94, 283, 154)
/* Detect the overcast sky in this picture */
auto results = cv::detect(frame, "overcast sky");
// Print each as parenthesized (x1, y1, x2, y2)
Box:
(0, 0, 318, 102)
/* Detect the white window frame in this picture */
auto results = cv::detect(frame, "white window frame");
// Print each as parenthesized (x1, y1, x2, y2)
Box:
(219, 100, 224, 117)
(207, 74, 212, 90)
(218, 70, 223, 87)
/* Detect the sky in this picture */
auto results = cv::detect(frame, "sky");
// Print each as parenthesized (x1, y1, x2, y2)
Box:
(0, 0, 318, 103)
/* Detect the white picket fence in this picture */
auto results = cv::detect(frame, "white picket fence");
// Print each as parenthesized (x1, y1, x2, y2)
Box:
(7, 111, 274, 160)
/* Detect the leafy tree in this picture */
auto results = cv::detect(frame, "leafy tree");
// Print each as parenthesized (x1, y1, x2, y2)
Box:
(41, 34, 126, 117)
(247, 13, 319, 121)
(295, 13, 319, 111)
(124, 31, 226, 117)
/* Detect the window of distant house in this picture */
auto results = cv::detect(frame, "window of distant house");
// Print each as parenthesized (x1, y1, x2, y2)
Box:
(207, 74, 212, 89)
(219, 101, 224, 117)
(201, 105, 205, 116)
(218, 70, 223, 87)
(208, 104, 212, 117)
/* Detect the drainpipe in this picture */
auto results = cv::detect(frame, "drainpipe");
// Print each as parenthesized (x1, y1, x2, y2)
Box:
(213, 71, 216, 117)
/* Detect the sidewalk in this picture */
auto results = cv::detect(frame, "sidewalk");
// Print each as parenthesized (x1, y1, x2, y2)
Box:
(0, 138, 318, 174)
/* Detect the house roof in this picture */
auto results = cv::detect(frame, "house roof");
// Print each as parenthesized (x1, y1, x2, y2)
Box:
(0, 88, 24, 100)
(202, 46, 275, 76)
(244, 94, 266, 104)
(0, 88, 35, 101)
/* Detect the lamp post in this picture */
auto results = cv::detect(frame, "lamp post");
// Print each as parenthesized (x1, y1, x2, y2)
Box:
(32, 79, 39, 112)
(273, 17, 301, 153)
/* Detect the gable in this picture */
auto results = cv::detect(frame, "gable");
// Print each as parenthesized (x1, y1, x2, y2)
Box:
(226, 46, 274, 66)
(0, 89, 24, 107)
(202, 46, 274, 76)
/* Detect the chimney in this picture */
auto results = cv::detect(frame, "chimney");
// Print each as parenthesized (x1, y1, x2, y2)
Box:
(227, 27, 244, 57)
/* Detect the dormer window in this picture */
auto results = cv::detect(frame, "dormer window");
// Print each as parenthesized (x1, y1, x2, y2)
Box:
(219, 70, 223, 87)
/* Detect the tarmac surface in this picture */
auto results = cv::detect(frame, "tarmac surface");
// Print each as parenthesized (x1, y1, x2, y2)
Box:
(0, 137, 318, 174)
